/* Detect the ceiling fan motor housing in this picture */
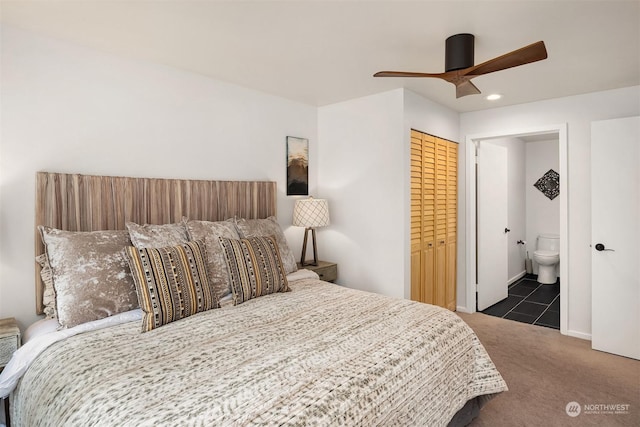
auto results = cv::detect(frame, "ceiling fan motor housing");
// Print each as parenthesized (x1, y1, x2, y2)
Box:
(445, 33, 475, 72)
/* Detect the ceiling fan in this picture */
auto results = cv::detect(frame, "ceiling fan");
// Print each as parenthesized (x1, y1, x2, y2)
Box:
(374, 34, 548, 98)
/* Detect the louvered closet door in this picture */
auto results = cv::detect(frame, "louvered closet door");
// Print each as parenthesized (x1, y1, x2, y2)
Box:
(445, 141, 458, 311)
(411, 131, 436, 303)
(410, 131, 423, 302)
(410, 130, 457, 311)
(434, 138, 449, 308)
(421, 134, 436, 304)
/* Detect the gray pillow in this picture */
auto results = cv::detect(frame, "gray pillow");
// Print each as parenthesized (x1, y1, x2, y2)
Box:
(126, 220, 189, 248)
(38, 226, 138, 328)
(35, 254, 57, 320)
(185, 219, 240, 299)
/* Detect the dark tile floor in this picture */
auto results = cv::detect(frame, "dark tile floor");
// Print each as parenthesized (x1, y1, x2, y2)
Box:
(481, 274, 560, 329)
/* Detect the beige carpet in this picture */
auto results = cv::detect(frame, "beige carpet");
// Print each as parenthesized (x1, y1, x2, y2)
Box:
(457, 312, 640, 427)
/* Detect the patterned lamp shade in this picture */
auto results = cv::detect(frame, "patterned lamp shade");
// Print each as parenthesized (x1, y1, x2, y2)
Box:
(293, 198, 330, 228)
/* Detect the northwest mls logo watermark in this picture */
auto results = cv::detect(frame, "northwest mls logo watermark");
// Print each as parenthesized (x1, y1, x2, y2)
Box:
(566, 401, 631, 417)
(565, 402, 581, 417)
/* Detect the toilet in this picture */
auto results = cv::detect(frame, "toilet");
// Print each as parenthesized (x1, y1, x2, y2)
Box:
(533, 234, 560, 284)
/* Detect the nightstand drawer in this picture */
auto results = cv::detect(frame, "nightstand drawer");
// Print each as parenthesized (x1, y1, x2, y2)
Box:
(0, 318, 20, 368)
(314, 264, 337, 282)
(297, 261, 338, 283)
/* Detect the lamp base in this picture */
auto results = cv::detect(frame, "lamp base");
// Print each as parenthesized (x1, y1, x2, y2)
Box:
(300, 228, 319, 266)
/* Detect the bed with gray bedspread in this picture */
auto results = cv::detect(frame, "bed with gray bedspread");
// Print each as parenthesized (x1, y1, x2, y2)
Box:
(11, 278, 507, 426)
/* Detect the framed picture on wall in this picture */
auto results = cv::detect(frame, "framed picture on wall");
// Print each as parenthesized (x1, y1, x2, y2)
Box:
(286, 136, 309, 195)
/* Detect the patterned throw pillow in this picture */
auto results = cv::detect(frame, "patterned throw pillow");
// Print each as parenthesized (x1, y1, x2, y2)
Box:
(219, 236, 289, 305)
(124, 240, 219, 332)
(38, 226, 138, 329)
(235, 216, 298, 275)
(126, 220, 189, 249)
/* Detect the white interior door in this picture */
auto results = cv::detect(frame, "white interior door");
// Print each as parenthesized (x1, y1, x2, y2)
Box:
(591, 116, 640, 360)
(477, 142, 509, 311)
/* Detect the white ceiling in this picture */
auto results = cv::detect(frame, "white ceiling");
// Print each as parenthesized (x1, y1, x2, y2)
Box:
(2, 1, 639, 113)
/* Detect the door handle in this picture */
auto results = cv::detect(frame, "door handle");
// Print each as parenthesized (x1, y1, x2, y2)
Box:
(595, 243, 615, 252)
(504, 228, 511, 233)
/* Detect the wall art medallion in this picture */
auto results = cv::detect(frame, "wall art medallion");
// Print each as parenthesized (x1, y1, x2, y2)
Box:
(534, 169, 560, 200)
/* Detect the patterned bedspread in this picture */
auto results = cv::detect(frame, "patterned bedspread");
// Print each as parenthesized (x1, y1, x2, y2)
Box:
(11, 279, 507, 426)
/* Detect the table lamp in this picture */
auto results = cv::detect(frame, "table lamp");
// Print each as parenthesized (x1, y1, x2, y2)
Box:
(293, 197, 330, 266)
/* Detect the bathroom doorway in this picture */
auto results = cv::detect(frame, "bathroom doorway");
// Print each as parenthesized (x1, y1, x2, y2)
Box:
(465, 124, 568, 335)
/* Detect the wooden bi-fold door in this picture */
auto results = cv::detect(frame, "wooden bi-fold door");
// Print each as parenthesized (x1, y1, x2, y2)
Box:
(410, 129, 457, 311)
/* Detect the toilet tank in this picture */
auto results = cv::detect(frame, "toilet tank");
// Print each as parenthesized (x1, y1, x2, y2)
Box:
(537, 234, 560, 251)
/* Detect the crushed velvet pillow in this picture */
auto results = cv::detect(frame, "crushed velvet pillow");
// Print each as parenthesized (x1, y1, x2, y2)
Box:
(124, 240, 219, 332)
(219, 236, 289, 305)
(185, 219, 239, 299)
(234, 216, 298, 275)
(126, 220, 189, 249)
(35, 254, 57, 319)
(38, 226, 138, 328)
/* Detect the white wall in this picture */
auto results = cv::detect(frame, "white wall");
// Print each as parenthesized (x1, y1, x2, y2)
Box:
(0, 26, 318, 329)
(526, 139, 560, 275)
(460, 86, 640, 338)
(484, 137, 527, 283)
(317, 89, 458, 300)
(317, 89, 405, 296)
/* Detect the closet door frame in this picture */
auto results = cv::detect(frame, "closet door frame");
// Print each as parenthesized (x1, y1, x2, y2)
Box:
(410, 129, 457, 310)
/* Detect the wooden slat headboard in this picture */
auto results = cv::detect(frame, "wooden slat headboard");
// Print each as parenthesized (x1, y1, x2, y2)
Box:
(35, 172, 277, 314)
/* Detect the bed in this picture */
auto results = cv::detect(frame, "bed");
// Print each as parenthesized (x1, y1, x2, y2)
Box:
(0, 172, 507, 426)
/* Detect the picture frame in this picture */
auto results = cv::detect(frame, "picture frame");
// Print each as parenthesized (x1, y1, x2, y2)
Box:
(286, 136, 309, 196)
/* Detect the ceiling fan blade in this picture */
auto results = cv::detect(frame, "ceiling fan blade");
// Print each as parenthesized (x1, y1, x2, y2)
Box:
(464, 41, 547, 76)
(456, 80, 481, 98)
(373, 71, 446, 78)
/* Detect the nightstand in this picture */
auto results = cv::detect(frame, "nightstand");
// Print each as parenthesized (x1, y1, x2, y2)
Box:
(297, 261, 338, 283)
(1, 317, 20, 427)
(0, 317, 20, 370)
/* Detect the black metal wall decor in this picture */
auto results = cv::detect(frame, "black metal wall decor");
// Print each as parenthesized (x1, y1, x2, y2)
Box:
(534, 169, 560, 200)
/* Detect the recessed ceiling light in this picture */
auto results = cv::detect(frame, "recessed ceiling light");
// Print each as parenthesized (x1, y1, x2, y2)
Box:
(486, 94, 502, 101)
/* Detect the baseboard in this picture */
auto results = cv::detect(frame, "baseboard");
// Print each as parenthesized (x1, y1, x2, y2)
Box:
(567, 330, 591, 341)
(508, 270, 527, 285)
(456, 305, 473, 313)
